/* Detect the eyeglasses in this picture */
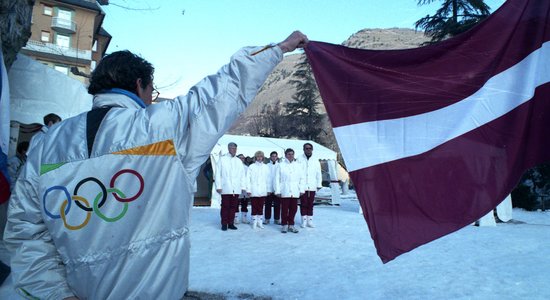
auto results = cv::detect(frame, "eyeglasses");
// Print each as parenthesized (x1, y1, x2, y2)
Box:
(152, 87, 160, 101)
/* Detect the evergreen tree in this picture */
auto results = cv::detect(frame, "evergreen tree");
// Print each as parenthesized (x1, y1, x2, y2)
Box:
(285, 55, 323, 141)
(415, 0, 491, 43)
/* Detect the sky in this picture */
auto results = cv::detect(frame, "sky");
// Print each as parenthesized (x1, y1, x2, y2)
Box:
(2, 189, 549, 299)
(101, 0, 507, 98)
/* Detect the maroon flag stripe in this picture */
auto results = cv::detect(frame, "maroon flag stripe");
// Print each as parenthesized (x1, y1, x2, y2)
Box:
(306, 0, 550, 127)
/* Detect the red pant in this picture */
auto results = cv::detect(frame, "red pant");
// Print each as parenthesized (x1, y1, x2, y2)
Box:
(221, 194, 239, 225)
(250, 197, 265, 215)
(300, 190, 316, 216)
(280, 197, 298, 225)
(264, 194, 280, 220)
(238, 198, 249, 213)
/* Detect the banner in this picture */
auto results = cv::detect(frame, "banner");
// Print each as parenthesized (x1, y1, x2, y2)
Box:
(306, 0, 550, 262)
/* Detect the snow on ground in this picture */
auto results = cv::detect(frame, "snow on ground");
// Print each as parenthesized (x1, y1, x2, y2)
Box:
(1, 189, 549, 299)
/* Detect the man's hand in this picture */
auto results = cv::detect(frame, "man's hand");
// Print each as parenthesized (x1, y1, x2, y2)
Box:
(216, 189, 222, 193)
(278, 31, 309, 53)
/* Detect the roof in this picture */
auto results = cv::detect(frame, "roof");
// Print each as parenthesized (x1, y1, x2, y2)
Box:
(212, 134, 337, 160)
(57, 0, 101, 12)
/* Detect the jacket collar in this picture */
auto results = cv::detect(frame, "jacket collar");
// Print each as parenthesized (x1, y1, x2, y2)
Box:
(92, 92, 145, 110)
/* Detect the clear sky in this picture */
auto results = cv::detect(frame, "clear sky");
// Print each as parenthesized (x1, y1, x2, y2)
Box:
(102, 0, 506, 98)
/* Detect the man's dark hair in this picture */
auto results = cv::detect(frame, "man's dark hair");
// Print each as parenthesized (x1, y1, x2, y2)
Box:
(17, 141, 29, 154)
(303, 143, 313, 150)
(43, 113, 61, 126)
(285, 148, 294, 155)
(88, 50, 155, 95)
(270, 151, 278, 156)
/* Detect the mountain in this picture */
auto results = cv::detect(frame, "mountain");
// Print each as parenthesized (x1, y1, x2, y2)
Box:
(229, 28, 429, 149)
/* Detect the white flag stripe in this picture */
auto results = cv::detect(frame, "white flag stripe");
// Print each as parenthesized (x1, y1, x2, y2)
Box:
(334, 41, 550, 172)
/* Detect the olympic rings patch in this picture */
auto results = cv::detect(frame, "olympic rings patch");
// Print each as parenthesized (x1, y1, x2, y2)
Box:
(43, 169, 145, 230)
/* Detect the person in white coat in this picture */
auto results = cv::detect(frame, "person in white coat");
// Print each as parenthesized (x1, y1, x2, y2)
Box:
(247, 151, 271, 229)
(4, 31, 309, 300)
(275, 148, 305, 233)
(215, 143, 246, 231)
(297, 142, 322, 228)
(264, 151, 280, 224)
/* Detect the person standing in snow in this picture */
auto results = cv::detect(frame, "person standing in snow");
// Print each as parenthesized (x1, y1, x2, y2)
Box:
(247, 151, 271, 229)
(216, 143, 247, 231)
(265, 151, 281, 224)
(275, 148, 305, 233)
(236, 153, 250, 224)
(4, 31, 309, 299)
(297, 142, 322, 228)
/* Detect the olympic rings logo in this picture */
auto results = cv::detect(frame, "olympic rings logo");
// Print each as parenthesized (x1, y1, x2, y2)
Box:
(43, 169, 145, 230)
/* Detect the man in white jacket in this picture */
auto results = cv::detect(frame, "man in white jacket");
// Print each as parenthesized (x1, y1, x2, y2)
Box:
(297, 142, 323, 228)
(265, 151, 281, 224)
(215, 143, 246, 230)
(275, 148, 305, 233)
(4, 31, 308, 300)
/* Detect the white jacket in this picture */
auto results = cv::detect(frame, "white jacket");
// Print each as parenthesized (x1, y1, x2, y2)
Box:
(215, 154, 246, 195)
(297, 153, 322, 191)
(274, 158, 305, 198)
(267, 160, 278, 193)
(247, 161, 271, 197)
(4, 45, 283, 300)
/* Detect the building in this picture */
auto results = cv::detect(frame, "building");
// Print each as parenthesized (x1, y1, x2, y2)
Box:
(20, 0, 111, 84)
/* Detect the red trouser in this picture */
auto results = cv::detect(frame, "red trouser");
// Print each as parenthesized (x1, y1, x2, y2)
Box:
(250, 197, 266, 215)
(280, 197, 298, 225)
(300, 190, 316, 216)
(239, 198, 249, 213)
(221, 194, 239, 225)
(264, 193, 281, 220)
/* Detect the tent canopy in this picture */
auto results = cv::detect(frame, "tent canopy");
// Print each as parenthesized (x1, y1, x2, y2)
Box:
(213, 134, 337, 160)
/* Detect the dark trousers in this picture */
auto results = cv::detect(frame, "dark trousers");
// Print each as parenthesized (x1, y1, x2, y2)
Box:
(239, 198, 249, 213)
(221, 194, 239, 225)
(251, 197, 266, 215)
(300, 190, 316, 216)
(264, 193, 281, 220)
(280, 197, 298, 225)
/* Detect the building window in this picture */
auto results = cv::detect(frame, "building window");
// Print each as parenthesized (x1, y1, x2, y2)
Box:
(41, 31, 50, 42)
(43, 5, 53, 16)
(55, 34, 70, 48)
(54, 65, 69, 75)
(57, 8, 72, 21)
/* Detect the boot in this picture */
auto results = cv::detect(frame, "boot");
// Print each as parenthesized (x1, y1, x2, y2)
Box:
(263, 219, 270, 225)
(307, 216, 315, 228)
(301, 216, 307, 228)
(258, 216, 265, 229)
(275, 219, 281, 225)
(234, 213, 240, 224)
(281, 225, 288, 233)
(288, 225, 299, 233)
(242, 212, 250, 224)
(252, 216, 258, 230)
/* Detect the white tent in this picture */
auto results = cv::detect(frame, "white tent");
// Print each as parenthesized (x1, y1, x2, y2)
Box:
(196, 134, 341, 207)
(7, 54, 92, 156)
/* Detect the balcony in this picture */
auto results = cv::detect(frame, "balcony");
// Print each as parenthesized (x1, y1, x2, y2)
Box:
(51, 17, 77, 34)
(23, 40, 92, 62)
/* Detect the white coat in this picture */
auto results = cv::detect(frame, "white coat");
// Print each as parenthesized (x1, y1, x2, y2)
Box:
(274, 158, 305, 198)
(247, 161, 271, 197)
(297, 153, 323, 191)
(267, 160, 278, 193)
(4, 45, 283, 300)
(215, 154, 246, 195)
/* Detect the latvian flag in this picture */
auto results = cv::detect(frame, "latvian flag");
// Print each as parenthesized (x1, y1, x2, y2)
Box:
(305, 0, 550, 263)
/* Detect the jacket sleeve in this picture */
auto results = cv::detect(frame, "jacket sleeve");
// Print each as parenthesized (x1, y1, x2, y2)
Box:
(214, 158, 223, 191)
(176, 46, 283, 177)
(4, 165, 75, 300)
(274, 164, 281, 195)
(243, 166, 250, 192)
